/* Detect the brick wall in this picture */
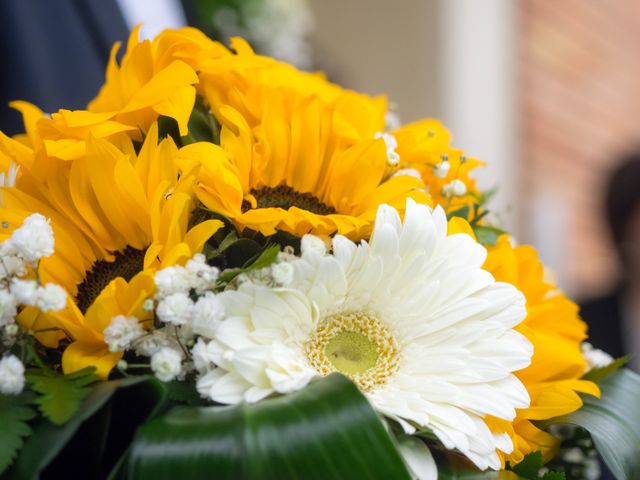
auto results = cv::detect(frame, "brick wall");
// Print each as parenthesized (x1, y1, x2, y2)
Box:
(519, 0, 640, 296)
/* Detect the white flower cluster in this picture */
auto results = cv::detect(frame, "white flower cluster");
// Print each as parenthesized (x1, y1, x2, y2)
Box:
(102, 254, 226, 383)
(0, 213, 66, 395)
(2, 213, 54, 265)
(154, 254, 221, 328)
(104, 315, 145, 353)
(0, 214, 66, 327)
(155, 254, 219, 299)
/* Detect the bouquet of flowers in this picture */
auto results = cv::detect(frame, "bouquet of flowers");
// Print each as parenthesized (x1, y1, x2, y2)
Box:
(0, 27, 638, 480)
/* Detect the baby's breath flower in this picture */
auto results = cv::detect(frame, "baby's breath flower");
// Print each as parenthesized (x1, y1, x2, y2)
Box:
(35, 283, 67, 312)
(0, 289, 17, 326)
(104, 315, 144, 352)
(156, 292, 194, 326)
(0, 354, 25, 395)
(151, 347, 183, 382)
(10, 278, 38, 305)
(5, 213, 54, 263)
(442, 179, 467, 197)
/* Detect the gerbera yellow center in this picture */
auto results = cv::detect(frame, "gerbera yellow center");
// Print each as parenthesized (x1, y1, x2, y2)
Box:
(305, 311, 399, 392)
(75, 246, 145, 313)
(245, 185, 336, 215)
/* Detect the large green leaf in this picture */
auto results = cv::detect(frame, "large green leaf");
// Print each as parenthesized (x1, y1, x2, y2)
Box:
(128, 374, 412, 480)
(10, 376, 166, 480)
(548, 368, 640, 480)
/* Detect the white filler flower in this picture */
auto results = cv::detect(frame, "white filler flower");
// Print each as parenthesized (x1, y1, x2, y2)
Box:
(151, 347, 183, 382)
(104, 315, 144, 352)
(4, 213, 54, 263)
(200, 200, 532, 469)
(0, 354, 26, 395)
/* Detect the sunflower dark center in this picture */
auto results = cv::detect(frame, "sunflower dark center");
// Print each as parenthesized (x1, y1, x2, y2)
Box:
(244, 185, 336, 215)
(75, 246, 146, 313)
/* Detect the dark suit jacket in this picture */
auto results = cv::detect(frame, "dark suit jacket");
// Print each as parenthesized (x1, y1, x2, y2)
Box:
(580, 288, 626, 360)
(579, 287, 628, 480)
(0, 0, 129, 135)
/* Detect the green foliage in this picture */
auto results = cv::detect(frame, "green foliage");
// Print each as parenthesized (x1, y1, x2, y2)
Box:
(128, 374, 412, 480)
(511, 452, 544, 478)
(26, 366, 100, 425)
(182, 97, 220, 145)
(473, 225, 506, 246)
(156, 115, 182, 146)
(0, 393, 37, 474)
(447, 205, 470, 220)
(547, 369, 640, 480)
(445, 195, 506, 247)
(217, 243, 281, 284)
(539, 473, 565, 480)
(11, 376, 167, 479)
(157, 97, 220, 147)
(164, 380, 204, 406)
(509, 452, 565, 480)
(581, 355, 630, 383)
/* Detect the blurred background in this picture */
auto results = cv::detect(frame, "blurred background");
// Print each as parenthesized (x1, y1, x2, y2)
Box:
(2, 0, 640, 340)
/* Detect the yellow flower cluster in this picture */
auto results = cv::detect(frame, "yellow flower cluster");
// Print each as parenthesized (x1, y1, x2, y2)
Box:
(0, 26, 596, 465)
(484, 236, 600, 465)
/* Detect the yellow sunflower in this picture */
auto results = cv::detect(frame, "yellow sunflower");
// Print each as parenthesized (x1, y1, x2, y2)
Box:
(180, 91, 430, 239)
(196, 37, 387, 135)
(480, 235, 600, 465)
(393, 119, 483, 214)
(0, 123, 221, 377)
(8, 101, 136, 162)
(88, 26, 203, 136)
(86, 27, 387, 154)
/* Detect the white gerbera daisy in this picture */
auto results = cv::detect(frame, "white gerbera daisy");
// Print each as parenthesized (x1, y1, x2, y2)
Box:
(197, 199, 532, 470)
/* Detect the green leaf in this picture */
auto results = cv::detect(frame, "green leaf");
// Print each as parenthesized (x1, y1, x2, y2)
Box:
(218, 243, 280, 284)
(26, 366, 100, 425)
(164, 380, 204, 406)
(0, 393, 37, 474)
(541, 473, 565, 480)
(505, 452, 565, 480)
(581, 355, 630, 383)
(223, 238, 264, 269)
(243, 243, 280, 270)
(447, 206, 470, 220)
(548, 369, 640, 480)
(511, 451, 543, 478)
(128, 374, 412, 480)
(182, 97, 220, 145)
(11, 376, 167, 479)
(157, 115, 182, 146)
(473, 225, 506, 246)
